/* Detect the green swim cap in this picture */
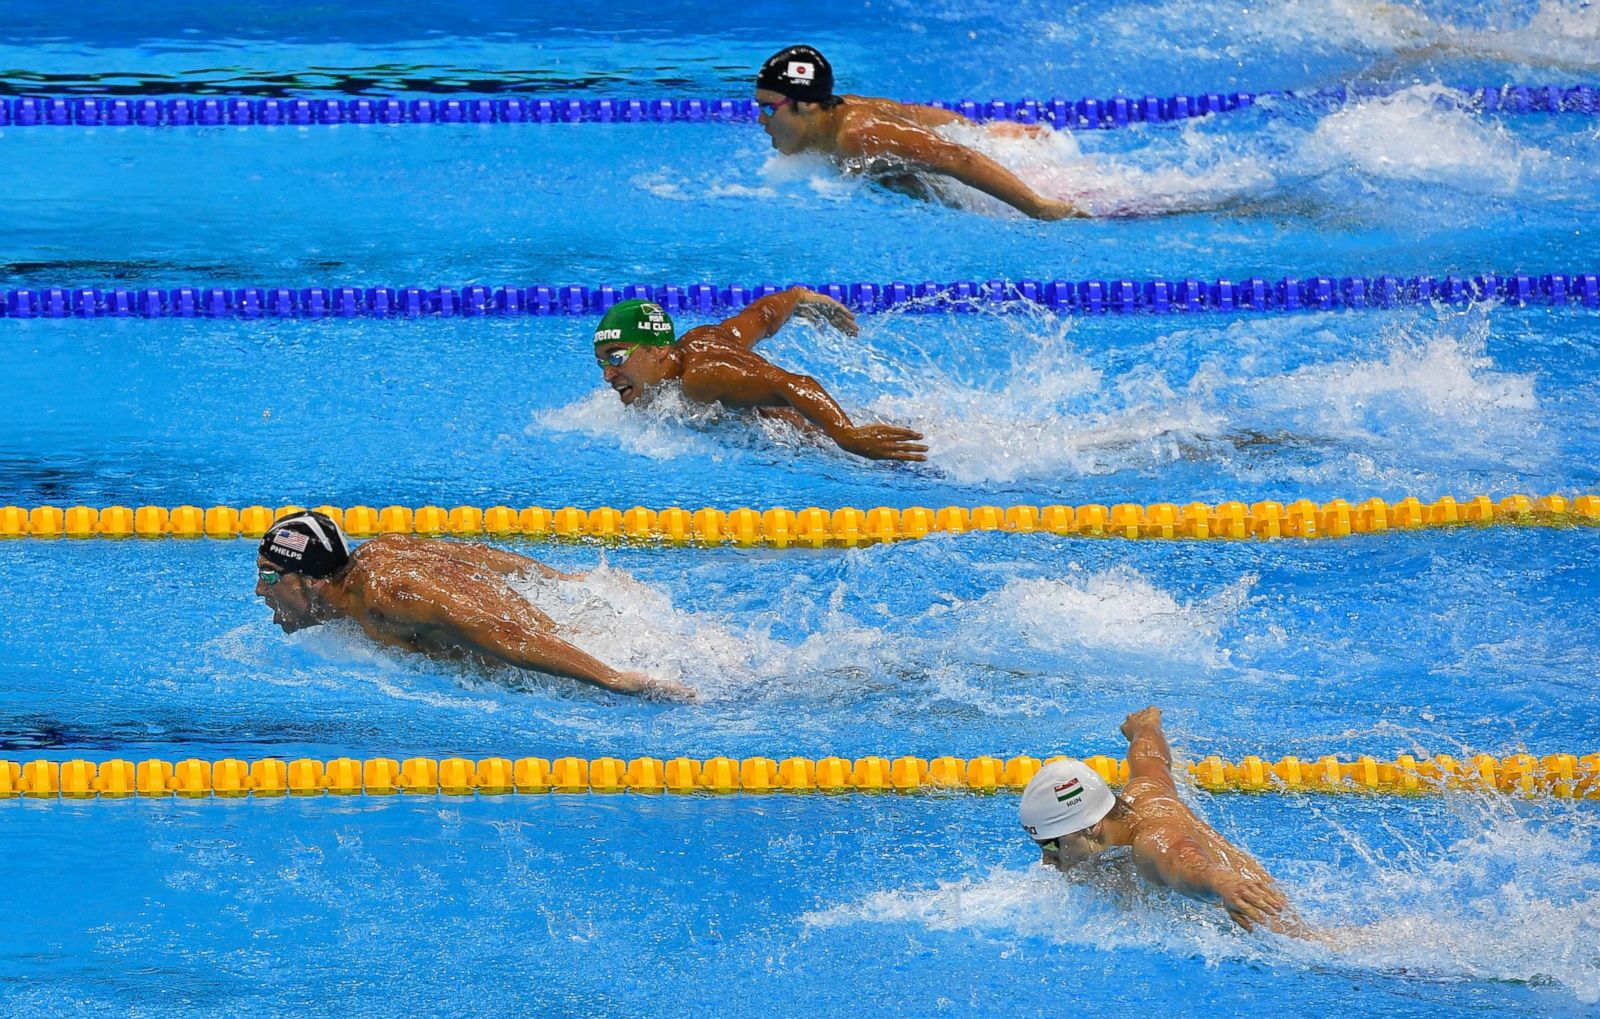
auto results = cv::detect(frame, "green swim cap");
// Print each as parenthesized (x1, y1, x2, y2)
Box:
(593, 299, 676, 347)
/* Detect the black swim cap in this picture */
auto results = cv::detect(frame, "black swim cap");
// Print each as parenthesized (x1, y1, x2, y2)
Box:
(757, 46, 834, 104)
(259, 511, 352, 579)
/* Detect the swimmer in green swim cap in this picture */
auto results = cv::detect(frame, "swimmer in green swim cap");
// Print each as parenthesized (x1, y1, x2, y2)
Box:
(592, 289, 927, 462)
(1020, 706, 1309, 936)
(755, 45, 1085, 220)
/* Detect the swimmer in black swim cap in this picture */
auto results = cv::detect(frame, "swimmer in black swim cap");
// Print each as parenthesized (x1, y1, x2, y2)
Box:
(754, 44, 1086, 220)
(259, 511, 352, 582)
(254, 516, 693, 699)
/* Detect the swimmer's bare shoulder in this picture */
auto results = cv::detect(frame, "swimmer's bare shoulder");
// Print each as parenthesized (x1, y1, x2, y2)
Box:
(675, 326, 778, 382)
(676, 323, 742, 354)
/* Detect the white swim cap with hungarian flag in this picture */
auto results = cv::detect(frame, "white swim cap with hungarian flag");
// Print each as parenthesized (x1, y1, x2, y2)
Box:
(1019, 759, 1115, 840)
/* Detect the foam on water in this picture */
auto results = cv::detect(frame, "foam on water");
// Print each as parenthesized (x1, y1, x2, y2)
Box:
(1257, 306, 1538, 439)
(903, 120, 1277, 217)
(508, 562, 897, 703)
(943, 83, 1554, 218)
(534, 386, 745, 463)
(1300, 85, 1550, 192)
(503, 551, 1251, 706)
(1301, 797, 1600, 1002)
(805, 798, 1600, 1002)
(636, 152, 869, 206)
(849, 311, 1231, 484)
(945, 567, 1252, 665)
(198, 620, 506, 714)
(803, 860, 1258, 961)
(1369, 0, 1600, 72)
(1079, 0, 1600, 70)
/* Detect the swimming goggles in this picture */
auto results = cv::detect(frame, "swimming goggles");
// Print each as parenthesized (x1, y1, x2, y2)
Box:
(596, 346, 639, 369)
(258, 569, 281, 586)
(759, 98, 791, 118)
(1037, 839, 1061, 855)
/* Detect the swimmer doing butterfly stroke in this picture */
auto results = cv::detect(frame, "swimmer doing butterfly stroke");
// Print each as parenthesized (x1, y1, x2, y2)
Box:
(254, 511, 696, 701)
(592, 287, 927, 462)
(754, 45, 1086, 221)
(1022, 707, 1311, 937)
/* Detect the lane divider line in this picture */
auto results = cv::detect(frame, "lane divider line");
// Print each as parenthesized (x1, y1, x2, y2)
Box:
(0, 84, 1593, 130)
(5, 272, 1598, 319)
(3, 495, 1595, 545)
(4, 752, 1594, 799)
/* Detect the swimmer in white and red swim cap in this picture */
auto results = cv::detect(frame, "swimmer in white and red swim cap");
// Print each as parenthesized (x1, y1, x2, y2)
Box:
(255, 511, 693, 700)
(1021, 706, 1309, 936)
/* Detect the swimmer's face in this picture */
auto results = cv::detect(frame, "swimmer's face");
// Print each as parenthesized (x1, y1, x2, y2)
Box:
(256, 554, 317, 633)
(596, 342, 669, 405)
(756, 88, 807, 155)
(1036, 822, 1109, 871)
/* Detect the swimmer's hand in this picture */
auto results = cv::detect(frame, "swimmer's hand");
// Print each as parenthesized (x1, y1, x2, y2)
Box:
(987, 121, 1049, 140)
(836, 424, 929, 462)
(1120, 705, 1163, 739)
(1034, 197, 1090, 221)
(617, 670, 700, 703)
(793, 291, 860, 336)
(1216, 874, 1290, 932)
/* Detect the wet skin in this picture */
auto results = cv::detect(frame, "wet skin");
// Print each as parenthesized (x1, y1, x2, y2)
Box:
(257, 536, 694, 699)
(596, 286, 927, 461)
(1036, 707, 1305, 936)
(755, 88, 1083, 220)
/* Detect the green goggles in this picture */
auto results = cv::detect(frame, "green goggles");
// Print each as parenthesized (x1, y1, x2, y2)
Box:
(258, 569, 281, 586)
(596, 345, 640, 369)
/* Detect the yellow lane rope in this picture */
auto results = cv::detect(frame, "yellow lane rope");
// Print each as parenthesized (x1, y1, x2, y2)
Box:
(4, 752, 1596, 800)
(2, 494, 1597, 545)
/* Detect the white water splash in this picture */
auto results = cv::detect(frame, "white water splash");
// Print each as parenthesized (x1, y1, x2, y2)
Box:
(508, 563, 897, 702)
(511, 554, 1254, 701)
(936, 121, 1277, 217)
(806, 799, 1600, 1002)
(1071, 0, 1600, 69)
(955, 568, 1254, 665)
(1301, 85, 1550, 191)
(1254, 309, 1537, 444)
(198, 620, 505, 713)
(841, 310, 1228, 484)
(534, 384, 743, 463)
(1362, 0, 1600, 71)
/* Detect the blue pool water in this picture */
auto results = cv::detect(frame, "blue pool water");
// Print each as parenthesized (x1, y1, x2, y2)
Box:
(3, 1, 1600, 1015)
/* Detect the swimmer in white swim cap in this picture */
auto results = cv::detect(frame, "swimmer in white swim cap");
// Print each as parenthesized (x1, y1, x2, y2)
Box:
(1020, 706, 1305, 935)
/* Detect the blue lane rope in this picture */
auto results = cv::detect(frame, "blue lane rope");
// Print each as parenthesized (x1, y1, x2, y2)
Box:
(0, 85, 1593, 130)
(3, 273, 1597, 320)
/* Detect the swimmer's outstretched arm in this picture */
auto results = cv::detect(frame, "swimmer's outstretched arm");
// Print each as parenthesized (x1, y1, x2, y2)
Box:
(385, 580, 692, 699)
(837, 119, 1085, 220)
(1121, 706, 1177, 783)
(1130, 827, 1290, 932)
(712, 287, 858, 351)
(1120, 706, 1304, 936)
(680, 353, 926, 462)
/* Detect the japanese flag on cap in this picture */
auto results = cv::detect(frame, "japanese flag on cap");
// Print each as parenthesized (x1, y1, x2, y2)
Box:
(756, 45, 834, 104)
